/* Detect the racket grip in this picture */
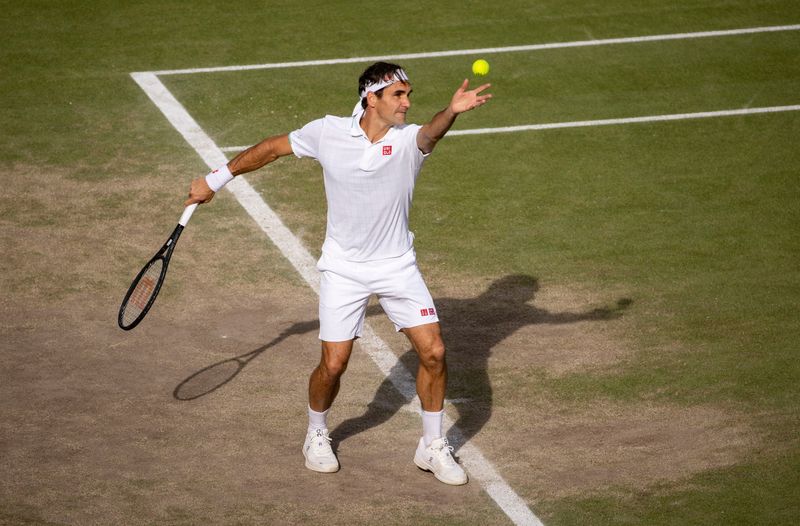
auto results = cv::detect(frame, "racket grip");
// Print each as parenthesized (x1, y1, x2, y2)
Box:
(179, 203, 199, 227)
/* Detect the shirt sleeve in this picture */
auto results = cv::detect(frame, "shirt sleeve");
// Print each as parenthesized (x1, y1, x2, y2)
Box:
(288, 118, 324, 159)
(405, 124, 430, 168)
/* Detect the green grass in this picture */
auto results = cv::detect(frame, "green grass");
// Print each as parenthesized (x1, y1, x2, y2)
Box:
(539, 446, 800, 525)
(412, 115, 800, 413)
(3, 0, 800, 524)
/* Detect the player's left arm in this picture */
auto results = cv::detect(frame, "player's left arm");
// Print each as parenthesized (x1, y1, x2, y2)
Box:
(416, 80, 492, 154)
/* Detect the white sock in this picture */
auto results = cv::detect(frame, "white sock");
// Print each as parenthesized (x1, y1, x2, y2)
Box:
(422, 409, 444, 447)
(308, 405, 330, 433)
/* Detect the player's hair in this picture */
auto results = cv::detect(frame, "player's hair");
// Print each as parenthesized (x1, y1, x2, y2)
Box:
(358, 62, 406, 109)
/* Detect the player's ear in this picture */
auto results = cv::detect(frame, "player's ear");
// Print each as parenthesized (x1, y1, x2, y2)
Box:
(366, 91, 378, 108)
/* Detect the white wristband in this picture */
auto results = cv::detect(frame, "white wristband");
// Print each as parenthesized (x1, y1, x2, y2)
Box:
(205, 165, 234, 192)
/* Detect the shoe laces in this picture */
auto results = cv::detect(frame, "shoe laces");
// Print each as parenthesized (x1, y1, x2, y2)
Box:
(312, 429, 333, 452)
(432, 438, 457, 466)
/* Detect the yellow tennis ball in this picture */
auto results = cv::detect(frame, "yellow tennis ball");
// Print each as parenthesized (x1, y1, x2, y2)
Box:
(472, 59, 490, 76)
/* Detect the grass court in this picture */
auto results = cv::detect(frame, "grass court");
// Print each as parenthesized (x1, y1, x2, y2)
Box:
(2, 1, 799, 524)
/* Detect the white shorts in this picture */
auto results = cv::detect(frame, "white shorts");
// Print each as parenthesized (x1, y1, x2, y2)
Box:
(316, 248, 439, 341)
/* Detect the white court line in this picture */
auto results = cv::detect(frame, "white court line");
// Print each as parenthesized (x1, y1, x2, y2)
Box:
(448, 105, 800, 135)
(218, 103, 800, 152)
(141, 24, 800, 76)
(131, 71, 544, 526)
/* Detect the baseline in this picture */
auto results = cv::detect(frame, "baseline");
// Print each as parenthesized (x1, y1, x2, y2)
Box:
(141, 24, 800, 76)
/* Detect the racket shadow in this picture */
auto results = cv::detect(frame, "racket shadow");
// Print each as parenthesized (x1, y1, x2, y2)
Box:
(173, 319, 318, 401)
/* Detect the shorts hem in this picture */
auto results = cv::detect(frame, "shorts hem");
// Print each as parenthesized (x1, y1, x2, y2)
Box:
(394, 317, 440, 332)
(318, 330, 362, 342)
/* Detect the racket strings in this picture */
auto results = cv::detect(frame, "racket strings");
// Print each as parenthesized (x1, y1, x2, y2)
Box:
(121, 259, 164, 327)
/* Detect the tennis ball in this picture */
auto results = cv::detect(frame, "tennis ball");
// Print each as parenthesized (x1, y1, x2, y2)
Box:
(472, 59, 490, 76)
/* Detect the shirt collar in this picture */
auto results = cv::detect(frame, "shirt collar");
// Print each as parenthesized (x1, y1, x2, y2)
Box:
(350, 111, 365, 137)
(350, 113, 398, 143)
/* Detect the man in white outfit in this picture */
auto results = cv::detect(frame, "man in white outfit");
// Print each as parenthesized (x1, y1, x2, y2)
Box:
(186, 62, 491, 485)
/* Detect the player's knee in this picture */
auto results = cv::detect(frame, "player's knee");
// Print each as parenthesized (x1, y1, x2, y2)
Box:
(320, 353, 350, 378)
(419, 339, 446, 372)
(319, 341, 353, 379)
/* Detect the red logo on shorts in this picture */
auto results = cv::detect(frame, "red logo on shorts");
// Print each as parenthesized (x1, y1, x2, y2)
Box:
(382, 145, 392, 156)
(420, 307, 436, 317)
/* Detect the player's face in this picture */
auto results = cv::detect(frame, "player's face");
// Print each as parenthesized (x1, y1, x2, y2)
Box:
(374, 81, 412, 126)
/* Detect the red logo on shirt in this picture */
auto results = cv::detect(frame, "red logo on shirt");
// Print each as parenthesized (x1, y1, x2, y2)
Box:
(420, 307, 436, 317)
(382, 145, 392, 156)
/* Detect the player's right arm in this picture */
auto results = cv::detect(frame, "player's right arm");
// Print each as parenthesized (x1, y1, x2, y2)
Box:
(185, 134, 293, 206)
(229, 134, 293, 174)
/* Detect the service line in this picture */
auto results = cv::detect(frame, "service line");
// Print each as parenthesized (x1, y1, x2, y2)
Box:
(216, 103, 800, 153)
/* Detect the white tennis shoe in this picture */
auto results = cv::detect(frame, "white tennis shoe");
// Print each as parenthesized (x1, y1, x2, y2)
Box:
(303, 428, 339, 473)
(414, 437, 468, 485)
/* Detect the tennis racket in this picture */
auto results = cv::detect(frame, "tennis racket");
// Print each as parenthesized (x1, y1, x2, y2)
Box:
(118, 204, 198, 330)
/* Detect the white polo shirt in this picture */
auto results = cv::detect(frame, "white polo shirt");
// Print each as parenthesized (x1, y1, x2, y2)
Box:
(289, 114, 428, 262)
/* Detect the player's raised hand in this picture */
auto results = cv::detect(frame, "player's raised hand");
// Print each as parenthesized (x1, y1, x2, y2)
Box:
(449, 79, 492, 114)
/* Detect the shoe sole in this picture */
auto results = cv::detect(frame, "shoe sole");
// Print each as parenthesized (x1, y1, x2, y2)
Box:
(303, 450, 339, 473)
(304, 459, 339, 473)
(414, 455, 468, 486)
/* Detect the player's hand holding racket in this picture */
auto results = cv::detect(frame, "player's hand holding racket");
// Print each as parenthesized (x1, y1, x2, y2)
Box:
(118, 173, 224, 330)
(184, 176, 217, 206)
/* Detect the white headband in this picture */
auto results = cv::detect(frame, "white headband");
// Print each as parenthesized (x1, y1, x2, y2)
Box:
(359, 69, 410, 98)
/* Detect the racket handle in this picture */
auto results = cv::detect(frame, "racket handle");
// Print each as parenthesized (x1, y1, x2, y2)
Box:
(179, 203, 199, 227)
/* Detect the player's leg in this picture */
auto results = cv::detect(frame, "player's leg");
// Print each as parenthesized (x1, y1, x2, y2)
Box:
(402, 322, 446, 413)
(374, 250, 447, 431)
(303, 339, 354, 474)
(304, 254, 370, 473)
(309, 339, 354, 413)
(403, 323, 467, 485)
(376, 250, 467, 485)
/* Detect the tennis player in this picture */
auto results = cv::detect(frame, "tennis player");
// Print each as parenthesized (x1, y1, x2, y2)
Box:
(186, 62, 491, 485)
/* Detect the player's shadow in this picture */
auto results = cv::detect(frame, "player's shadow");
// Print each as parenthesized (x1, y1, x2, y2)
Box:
(331, 274, 632, 451)
(173, 319, 318, 401)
